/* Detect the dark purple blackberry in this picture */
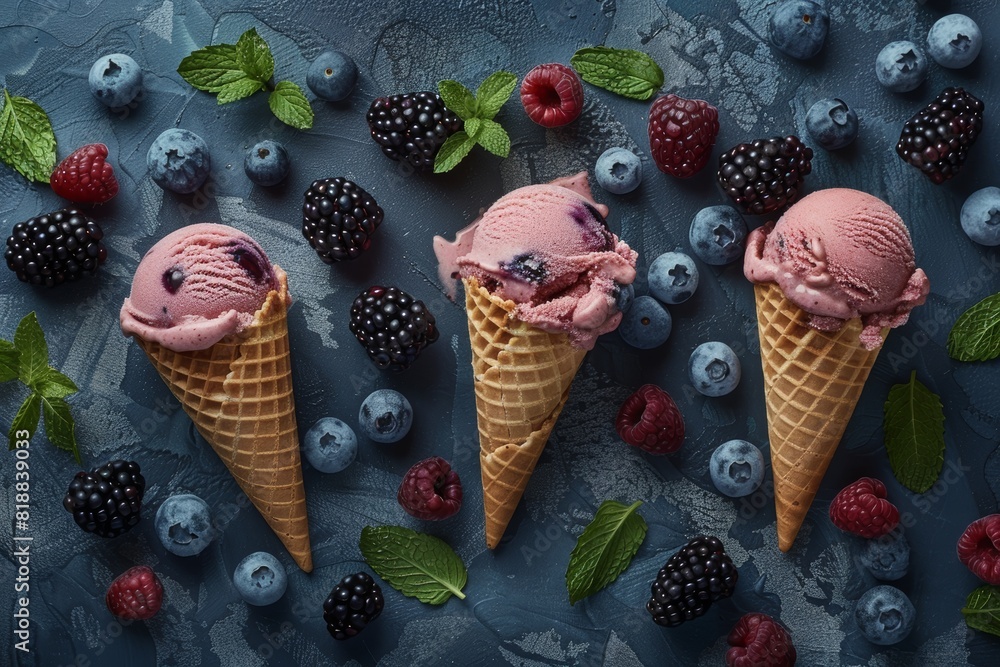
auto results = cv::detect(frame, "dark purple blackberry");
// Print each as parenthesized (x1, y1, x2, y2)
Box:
(646, 535, 738, 627)
(717, 136, 813, 215)
(4, 209, 107, 287)
(62, 460, 145, 538)
(350, 286, 439, 371)
(896, 87, 984, 184)
(366, 92, 464, 171)
(302, 178, 383, 263)
(323, 572, 384, 640)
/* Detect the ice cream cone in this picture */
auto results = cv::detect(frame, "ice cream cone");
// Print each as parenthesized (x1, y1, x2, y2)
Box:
(135, 268, 312, 572)
(753, 282, 884, 552)
(463, 277, 586, 549)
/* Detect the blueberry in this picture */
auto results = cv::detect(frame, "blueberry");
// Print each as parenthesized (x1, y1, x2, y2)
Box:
(302, 417, 358, 473)
(855, 585, 916, 645)
(233, 552, 287, 606)
(359, 389, 413, 443)
(307, 50, 358, 102)
(594, 147, 642, 195)
(618, 296, 671, 349)
(768, 0, 829, 60)
(147, 128, 211, 194)
(615, 283, 635, 313)
(927, 14, 982, 69)
(688, 342, 741, 397)
(875, 41, 928, 93)
(154, 494, 216, 557)
(709, 439, 765, 497)
(688, 206, 748, 265)
(805, 98, 859, 150)
(860, 532, 910, 581)
(960, 187, 1000, 246)
(244, 140, 290, 187)
(648, 251, 698, 305)
(89, 54, 142, 108)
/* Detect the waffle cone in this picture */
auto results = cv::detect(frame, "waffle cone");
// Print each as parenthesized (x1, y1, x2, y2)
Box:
(134, 268, 312, 572)
(753, 283, 883, 552)
(462, 278, 586, 549)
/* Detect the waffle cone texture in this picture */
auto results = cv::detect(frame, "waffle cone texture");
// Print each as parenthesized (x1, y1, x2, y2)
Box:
(463, 278, 586, 549)
(134, 268, 312, 572)
(753, 283, 883, 552)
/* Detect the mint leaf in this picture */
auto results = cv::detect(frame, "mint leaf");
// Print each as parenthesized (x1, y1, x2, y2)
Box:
(360, 525, 467, 604)
(177, 43, 245, 92)
(434, 131, 477, 174)
(14, 312, 48, 388)
(476, 119, 510, 158)
(566, 500, 647, 605)
(268, 81, 313, 129)
(571, 46, 664, 101)
(217, 78, 265, 104)
(34, 367, 78, 399)
(962, 585, 1000, 637)
(235, 28, 274, 82)
(0, 340, 19, 383)
(948, 292, 1000, 362)
(41, 395, 80, 463)
(474, 71, 517, 119)
(438, 80, 477, 120)
(883, 371, 945, 493)
(463, 117, 483, 139)
(8, 393, 40, 450)
(0, 89, 57, 183)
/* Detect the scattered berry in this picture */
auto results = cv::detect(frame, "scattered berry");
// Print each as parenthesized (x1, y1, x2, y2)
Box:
(307, 50, 358, 102)
(875, 42, 928, 93)
(147, 128, 211, 194)
(829, 477, 899, 538)
(358, 389, 413, 443)
(366, 92, 463, 171)
(647, 94, 719, 178)
(233, 552, 287, 606)
(615, 282, 635, 313)
(806, 98, 859, 150)
(106, 566, 163, 620)
(5, 209, 107, 287)
(855, 585, 916, 645)
(726, 612, 797, 667)
(615, 384, 685, 455)
(717, 136, 813, 215)
(62, 460, 145, 538)
(710, 440, 765, 498)
(89, 53, 142, 108)
(688, 342, 741, 397)
(520, 63, 584, 128)
(957, 514, 1000, 585)
(927, 14, 982, 69)
(302, 177, 383, 262)
(688, 206, 747, 265)
(896, 87, 983, 184)
(648, 251, 699, 305)
(768, 0, 829, 60)
(618, 296, 672, 349)
(154, 494, 216, 557)
(50, 143, 119, 204)
(323, 572, 384, 640)
(303, 417, 358, 473)
(861, 531, 910, 581)
(397, 456, 463, 520)
(646, 535, 739, 627)
(349, 286, 438, 370)
(595, 147, 642, 194)
(244, 140, 290, 187)
(960, 187, 1000, 246)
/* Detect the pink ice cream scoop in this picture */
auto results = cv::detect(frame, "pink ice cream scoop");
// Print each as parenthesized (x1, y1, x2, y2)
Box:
(434, 172, 637, 349)
(120, 223, 278, 352)
(744, 188, 930, 349)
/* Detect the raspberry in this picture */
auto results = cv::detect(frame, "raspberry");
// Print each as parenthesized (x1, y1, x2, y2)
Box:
(648, 94, 720, 178)
(646, 535, 739, 627)
(717, 136, 813, 215)
(615, 384, 685, 454)
(828, 477, 899, 538)
(520, 63, 584, 128)
(896, 87, 984, 184)
(323, 572, 384, 640)
(106, 565, 164, 620)
(726, 612, 797, 667)
(397, 457, 463, 520)
(50, 143, 119, 204)
(957, 514, 1000, 585)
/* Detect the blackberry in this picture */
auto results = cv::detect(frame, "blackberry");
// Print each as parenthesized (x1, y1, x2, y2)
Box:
(4, 209, 107, 287)
(896, 87, 984, 184)
(62, 460, 145, 538)
(323, 572, 384, 640)
(350, 286, 439, 371)
(366, 92, 463, 171)
(302, 178, 383, 263)
(647, 535, 738, 627)
(717, 136, 813, 215)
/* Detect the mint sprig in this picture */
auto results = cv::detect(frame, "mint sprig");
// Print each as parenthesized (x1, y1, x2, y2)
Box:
(948, 292, 1000, 362)
(178, 28, 313, 129)
(570, 46, 664, 101)
(566, 500, 647, 605)
(963, 585, 1000, 637)
(360, 525, 467, 604)
(434, 71, 517, 173)
(0, 89, 57, 183)
(883, 371, 945, 493)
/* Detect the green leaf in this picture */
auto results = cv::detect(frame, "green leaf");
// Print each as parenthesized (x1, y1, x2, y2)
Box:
(41, 395, 80, 463)
(474, 70, 517, 119)
(8, 393, 40, 450)
(34, 367, 78, 399)
(566, 500, 647, 605)
(883, 371, 946, 493)
(438, 79, 477, 120)
(0, 340, 19, 383)
(0, 89, 57, 183)
(14, 312, 48, 389)
(177, 43, 246, 92)
(570, 46, 664, 101)
(475, 119, 511, 158)
(962, 585, 1000, 637)
(948, 292, 1000, 362)
(268, 81, 313, 129)
(217, 78, 265, 104)
(360, 525, 467, 604)
(235, 28, 274, 82)
(433, 131, 477, 174)
(463, 117, 483, 139)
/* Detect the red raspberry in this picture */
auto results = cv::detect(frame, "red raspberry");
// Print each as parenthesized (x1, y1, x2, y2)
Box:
(50, 143, 119, 204)
(726, 612, 797, 667)
(615, 384, 685, 454)
(106, 565, 164, 620)
(829, 478, 899, 538)
(397, 457, 463, 520)
(520, 63, 584, 128)
(648, 94, 720, 178)
(957, 514, 1000, 585)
